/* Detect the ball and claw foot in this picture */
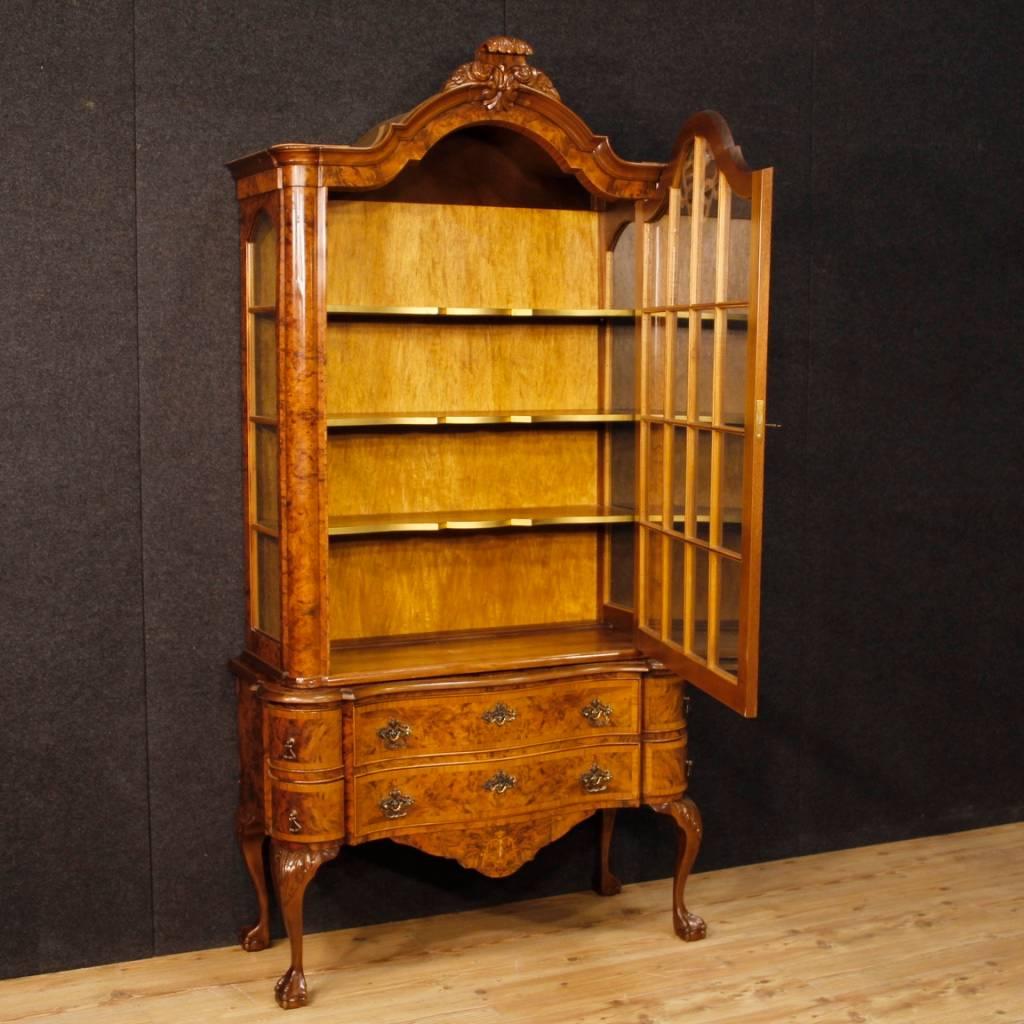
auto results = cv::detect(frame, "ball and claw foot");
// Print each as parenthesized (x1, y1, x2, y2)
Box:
(674, 909, 707, 942)
(275, 967, 309, 1010)
(239, 921, 270, 952)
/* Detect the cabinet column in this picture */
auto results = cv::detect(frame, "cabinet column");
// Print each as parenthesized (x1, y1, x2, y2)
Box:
(278, 181, 328, 679)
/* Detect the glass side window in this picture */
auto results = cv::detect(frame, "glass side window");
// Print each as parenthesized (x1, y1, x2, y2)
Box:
(247, 211, 280, 638)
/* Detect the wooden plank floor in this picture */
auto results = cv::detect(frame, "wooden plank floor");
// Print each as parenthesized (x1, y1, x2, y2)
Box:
(2, 823, 1021, 1023)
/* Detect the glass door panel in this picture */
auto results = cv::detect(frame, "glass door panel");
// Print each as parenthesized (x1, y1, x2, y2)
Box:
(633, 117, 773, 718)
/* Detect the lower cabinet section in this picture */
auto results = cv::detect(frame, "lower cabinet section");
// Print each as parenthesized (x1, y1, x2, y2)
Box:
(351, 742, 641, 838)
(236, 657, 701, 1010)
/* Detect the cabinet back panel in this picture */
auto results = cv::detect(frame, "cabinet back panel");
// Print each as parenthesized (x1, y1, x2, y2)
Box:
(326, 322, 599, 414)
(327, 428, 598, 517)
(326, 201, 600, 308)
(328, 530, 598, 640)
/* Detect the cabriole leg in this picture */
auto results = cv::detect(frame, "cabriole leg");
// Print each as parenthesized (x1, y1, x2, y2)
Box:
(593, 809, 623, 896)
(238, 824, 271, 951)
(650, 795, 707, 941)
(270, 841, 340, 1009)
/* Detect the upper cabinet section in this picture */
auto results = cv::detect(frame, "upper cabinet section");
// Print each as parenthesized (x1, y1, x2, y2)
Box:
(229, 38, 773, 716)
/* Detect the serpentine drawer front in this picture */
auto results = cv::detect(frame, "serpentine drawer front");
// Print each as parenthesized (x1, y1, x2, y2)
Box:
(266, 706, 342, 772)
(352, 743, 641, 837)
(352, 673, 641, 766)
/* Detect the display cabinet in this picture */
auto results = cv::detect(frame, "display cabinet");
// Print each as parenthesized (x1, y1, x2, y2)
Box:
(228, 36, 772, 1009)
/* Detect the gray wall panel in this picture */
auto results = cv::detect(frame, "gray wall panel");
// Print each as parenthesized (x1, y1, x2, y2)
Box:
(0, 0, 151, 978)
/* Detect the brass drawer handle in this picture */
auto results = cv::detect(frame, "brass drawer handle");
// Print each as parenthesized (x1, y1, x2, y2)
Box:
(287, 809, 302, 834)
(483, 770, 518, 794)
(482, 702, 517, 726)
(380, 787, 415, 820)
(281, 737, 298, 761)
(378, 719, 412, 749)
(581, 698, 614, 726)
(581, 762, 612, 794)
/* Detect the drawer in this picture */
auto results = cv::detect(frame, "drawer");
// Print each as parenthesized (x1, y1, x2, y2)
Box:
(266, 773, 344, 842)
(352, 674, 641, 766)
(352, 743, 640, 837)
(265, 705, 342, 771)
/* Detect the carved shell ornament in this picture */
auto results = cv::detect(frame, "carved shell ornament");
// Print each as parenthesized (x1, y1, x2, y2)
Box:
(443, 36, 560, 111)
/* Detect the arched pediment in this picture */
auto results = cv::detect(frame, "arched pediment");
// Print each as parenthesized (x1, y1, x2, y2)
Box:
(229, 37, 663, 202)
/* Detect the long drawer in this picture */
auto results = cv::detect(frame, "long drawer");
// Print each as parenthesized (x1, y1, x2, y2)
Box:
(352, 673, 641, 766)
(352, 742, 640, 837)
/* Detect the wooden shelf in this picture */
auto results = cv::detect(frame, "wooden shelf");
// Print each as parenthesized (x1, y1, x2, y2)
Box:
(326, 305, 636, 321)
(328, 622, 641, 686)
(326, 410, 635, 428)
(328, 505, 635, 537)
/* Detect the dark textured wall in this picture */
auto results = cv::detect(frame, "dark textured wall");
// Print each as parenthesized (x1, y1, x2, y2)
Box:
(2, 0, 1022, 980)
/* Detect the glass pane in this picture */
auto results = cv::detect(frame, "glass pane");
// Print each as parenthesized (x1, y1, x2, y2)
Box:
(722, 433, 744, 541)
(690, 544, 709, 659)
(646, 316, 666, 416)
(256, 532, 281, 638)
(609, 423, 636, 511)
(722, 312, 747, 426)
(696, 154, 719, 305)
(724, 192, 752, 303)
(609, 523, 635, 608)
(671, 312, 689, 419)
(718, 555, 741, 673)
(672, 143, 695, 307)
(610, 323, 636, 414)
(644, 529, 664, 634)
(694, 429, 712, 527)
(646, 216, 668, 308)
(645, 423, 665, 523)
(252, 314, 277, 418)
(669, 537, 685, 646)
(250, 212, 277, 308)
(254, 425, 279, 530)
(696, 315, 714, 423)
(670, 426, 687, 528)
(611, 220, 636, 309)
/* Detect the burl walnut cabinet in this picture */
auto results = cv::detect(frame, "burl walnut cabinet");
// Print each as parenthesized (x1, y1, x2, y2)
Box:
(227, 37, 773, 1009)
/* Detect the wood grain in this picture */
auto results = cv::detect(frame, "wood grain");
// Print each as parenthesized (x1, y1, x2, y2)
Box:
(327, 530, 600, 640)
(7, 824, 1022, 1022)
(391, 809, 598, 879)
(326, 201, 599, 309)
(327, 427, 598, 517)
(326, 320, 599, 415)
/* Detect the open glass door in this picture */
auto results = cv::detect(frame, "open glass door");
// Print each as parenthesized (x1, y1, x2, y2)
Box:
(633, 113, 772, 717)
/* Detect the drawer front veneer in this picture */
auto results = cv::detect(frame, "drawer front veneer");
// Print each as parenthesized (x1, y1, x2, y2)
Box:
(352, 674, 641, 766)
(266, 775, 345, 842)
(352, 743, 640, 837)
(265, 705, 343, 771)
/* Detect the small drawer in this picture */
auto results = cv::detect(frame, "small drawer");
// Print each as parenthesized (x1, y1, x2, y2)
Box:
(266, 774, 344, 842)
(352, 743, 640, 837)
(352, 674, 641, 766)
(265, 705, 342, 771)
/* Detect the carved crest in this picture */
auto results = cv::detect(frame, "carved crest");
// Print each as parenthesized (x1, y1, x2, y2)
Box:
(443, 36, 560, 111)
